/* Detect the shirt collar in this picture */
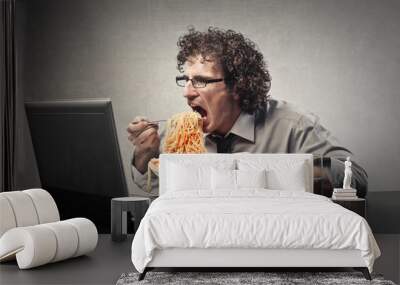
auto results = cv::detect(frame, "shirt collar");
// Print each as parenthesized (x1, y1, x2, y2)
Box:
(230, 112, 255, 142)
(206, 112, 255, 143)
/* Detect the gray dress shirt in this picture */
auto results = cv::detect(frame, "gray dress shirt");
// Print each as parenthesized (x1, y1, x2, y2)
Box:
(131, 99, 367, 197)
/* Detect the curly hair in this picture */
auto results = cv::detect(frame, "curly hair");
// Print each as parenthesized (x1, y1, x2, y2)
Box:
(177, 26, 271, 114)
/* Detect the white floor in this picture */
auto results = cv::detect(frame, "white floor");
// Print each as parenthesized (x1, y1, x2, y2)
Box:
(374, 234, 400, 284)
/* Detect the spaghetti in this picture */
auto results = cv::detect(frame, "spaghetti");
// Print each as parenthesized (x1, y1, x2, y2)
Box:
(146, 111, 206, 192)
(163, 111, 206, 154)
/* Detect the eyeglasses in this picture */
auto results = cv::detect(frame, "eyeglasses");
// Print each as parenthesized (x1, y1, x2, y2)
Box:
(176, 75, 224, 88)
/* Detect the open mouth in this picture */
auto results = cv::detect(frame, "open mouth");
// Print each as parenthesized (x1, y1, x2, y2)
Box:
(192, 106, 207, 119)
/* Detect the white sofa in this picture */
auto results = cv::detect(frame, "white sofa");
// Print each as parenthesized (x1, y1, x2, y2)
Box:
(0, 189, 98, 269)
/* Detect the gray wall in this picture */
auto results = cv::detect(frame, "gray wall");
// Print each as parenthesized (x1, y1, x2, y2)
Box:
(20, 0, 400, 196)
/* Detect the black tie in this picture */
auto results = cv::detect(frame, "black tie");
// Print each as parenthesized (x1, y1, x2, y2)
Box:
(212, 134, 234, 153)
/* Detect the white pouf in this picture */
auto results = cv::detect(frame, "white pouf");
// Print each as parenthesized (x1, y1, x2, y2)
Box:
(0, 189, 98, 269)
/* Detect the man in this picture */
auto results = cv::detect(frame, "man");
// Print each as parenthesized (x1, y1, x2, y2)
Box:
(127, 27, 367, 197)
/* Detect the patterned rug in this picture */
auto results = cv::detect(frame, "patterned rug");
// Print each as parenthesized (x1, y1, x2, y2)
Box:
(116, 271, 396, 285)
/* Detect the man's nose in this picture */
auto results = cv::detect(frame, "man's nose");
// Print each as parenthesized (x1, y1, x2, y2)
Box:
(183, 81, 198, 99)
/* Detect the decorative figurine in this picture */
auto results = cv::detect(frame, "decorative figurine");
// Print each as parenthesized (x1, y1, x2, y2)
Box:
(332, 157, 357, 200)
(343, 156, 352, 189)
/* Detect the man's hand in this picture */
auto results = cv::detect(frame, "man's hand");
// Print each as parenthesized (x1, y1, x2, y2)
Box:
(127, 116, 160, 174)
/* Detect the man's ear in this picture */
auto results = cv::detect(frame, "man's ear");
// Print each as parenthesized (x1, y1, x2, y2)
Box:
(231, 86, 240, 101)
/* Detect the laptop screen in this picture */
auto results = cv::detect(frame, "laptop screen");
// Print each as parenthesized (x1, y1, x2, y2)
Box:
(25, 99, 128, 198)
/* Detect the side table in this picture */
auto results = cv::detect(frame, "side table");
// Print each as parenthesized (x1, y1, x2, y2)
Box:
(111, 197, 150, 242)
(331, 198, 366, 218)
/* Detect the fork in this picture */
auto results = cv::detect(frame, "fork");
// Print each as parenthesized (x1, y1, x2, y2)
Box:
(147, 120, 167, 125)
(141, 120, 167, 132)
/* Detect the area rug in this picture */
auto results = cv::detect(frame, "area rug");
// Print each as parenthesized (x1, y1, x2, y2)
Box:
(116, 271, 396, 285)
